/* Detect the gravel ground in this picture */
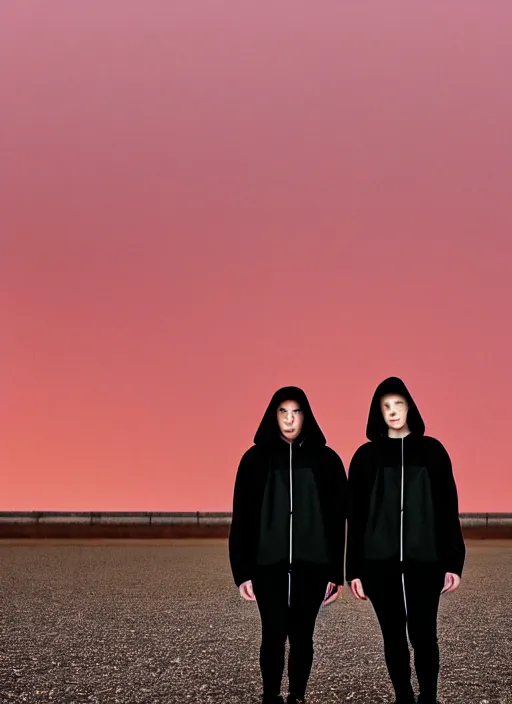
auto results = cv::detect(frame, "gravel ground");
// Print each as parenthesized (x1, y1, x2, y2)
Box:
(0, 540, 510, 704)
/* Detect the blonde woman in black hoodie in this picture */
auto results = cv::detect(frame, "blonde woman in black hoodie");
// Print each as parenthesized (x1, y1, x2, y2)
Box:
(229, 386, 347, 704)
(346, 377, 465, 704)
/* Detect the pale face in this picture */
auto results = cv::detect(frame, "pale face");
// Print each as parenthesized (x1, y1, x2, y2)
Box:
(276, 400, 304, 442)
(380, 394, 410, 436)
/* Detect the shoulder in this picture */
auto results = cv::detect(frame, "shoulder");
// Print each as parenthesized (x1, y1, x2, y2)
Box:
(422, 436, 452, 467)
(351, 441, 374, 463)
(323, 445, 344, 464)
(235, 445, 267, 486)
(347, 442, 374, 478)
(237, 445, 262, 470)
(321, 446, 347, 473)
(240, 444, 266, 462)
(242, 444, 258, 459)
(423, 436, 448, 455)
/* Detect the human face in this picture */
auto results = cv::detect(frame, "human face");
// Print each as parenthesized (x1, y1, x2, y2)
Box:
(276, 400, 304, 442)
(380, 394, 410, 437)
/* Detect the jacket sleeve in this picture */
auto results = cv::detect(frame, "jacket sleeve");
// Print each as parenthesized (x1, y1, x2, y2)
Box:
(228, 449, 256, 587)
(345, 446, 368, 583)
(431, 439, 466, 577)
(327, 451, 348, 586)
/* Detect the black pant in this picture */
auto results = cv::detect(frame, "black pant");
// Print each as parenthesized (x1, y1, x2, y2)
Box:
(252, 567, 327, 699)
(362, 562, 445, 704)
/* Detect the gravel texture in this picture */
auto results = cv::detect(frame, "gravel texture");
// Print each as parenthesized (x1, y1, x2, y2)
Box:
(0, 540, 510, 704)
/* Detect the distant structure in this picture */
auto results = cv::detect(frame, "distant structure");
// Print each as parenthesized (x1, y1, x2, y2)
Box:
(0, 512, 510, 539)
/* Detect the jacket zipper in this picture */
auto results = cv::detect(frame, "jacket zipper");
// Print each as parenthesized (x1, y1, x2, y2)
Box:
(288, 440, 293, 607)
(400, 437, 409, 628)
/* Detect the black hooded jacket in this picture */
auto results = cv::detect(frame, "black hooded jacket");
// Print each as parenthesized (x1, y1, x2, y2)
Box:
(228, 387, 347, 587)
(346, 377, 465, 581)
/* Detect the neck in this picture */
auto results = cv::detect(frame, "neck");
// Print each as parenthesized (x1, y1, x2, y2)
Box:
(387, 427, 411, 439)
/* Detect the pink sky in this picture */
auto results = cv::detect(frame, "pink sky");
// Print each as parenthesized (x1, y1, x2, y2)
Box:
(2, 1, 511, 510)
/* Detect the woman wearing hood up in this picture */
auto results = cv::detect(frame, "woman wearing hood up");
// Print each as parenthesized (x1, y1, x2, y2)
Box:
(346, 377, 465, 704)
(229, 386, 347, 704)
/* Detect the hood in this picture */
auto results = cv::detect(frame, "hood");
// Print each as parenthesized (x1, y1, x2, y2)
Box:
(253, 386, 326, 447)
(366, 377, 425, 441)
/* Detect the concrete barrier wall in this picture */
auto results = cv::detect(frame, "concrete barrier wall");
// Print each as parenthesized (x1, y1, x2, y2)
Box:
(0, 511, 510, 524)
(0, 512, 233, 525)
(0, 512, 510, 538)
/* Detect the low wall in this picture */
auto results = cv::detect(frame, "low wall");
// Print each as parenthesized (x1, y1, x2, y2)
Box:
(0, 512, 510, 539)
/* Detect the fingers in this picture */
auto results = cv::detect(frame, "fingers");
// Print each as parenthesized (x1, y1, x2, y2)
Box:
(441, 573, 454, 594)
(244, 585, 255, 601)
(239, 580, 256, 601)
(323, 586, 341, 605)
(441, 573, 461, 594)
(324, 582, 335, 600)
(350, 579, 366, 600)
(441, 573, 453, 594)
(446, 574, 461, 593)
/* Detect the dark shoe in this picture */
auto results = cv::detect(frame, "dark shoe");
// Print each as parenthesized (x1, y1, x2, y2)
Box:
(286, 697, 306, 704)
(262, 696, 284, 704)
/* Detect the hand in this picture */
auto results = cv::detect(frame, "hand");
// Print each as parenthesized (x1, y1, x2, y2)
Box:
(441, 572, 461, 594)
(350, 578, 367, 600)
(323, 582, 341, 605)
(239, 580, 256, 601)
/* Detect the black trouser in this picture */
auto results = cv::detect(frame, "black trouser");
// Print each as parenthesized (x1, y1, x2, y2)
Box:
(362, 562, 445, 704)
(252, 566, 328, 699)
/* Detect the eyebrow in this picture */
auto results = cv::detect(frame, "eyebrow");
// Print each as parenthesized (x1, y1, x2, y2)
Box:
(278, 406, 301, 411)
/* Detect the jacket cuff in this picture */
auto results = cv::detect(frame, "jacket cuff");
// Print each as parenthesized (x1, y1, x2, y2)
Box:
(443, 563, 464, 578)
(233, 571, 252, 588)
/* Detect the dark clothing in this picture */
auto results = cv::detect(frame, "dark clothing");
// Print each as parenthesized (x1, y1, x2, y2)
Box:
(229, 387, 347, 587)
(257, 442, 331, 567)
(346, 379, 465, 581)
(363, 562, 445, 704)
(253, 566, 327, 699)
(229, 386, 347, 700)
(346, 377, 465, 703)
(364, 458, 437, 562)
(347, 434, 465, 580)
